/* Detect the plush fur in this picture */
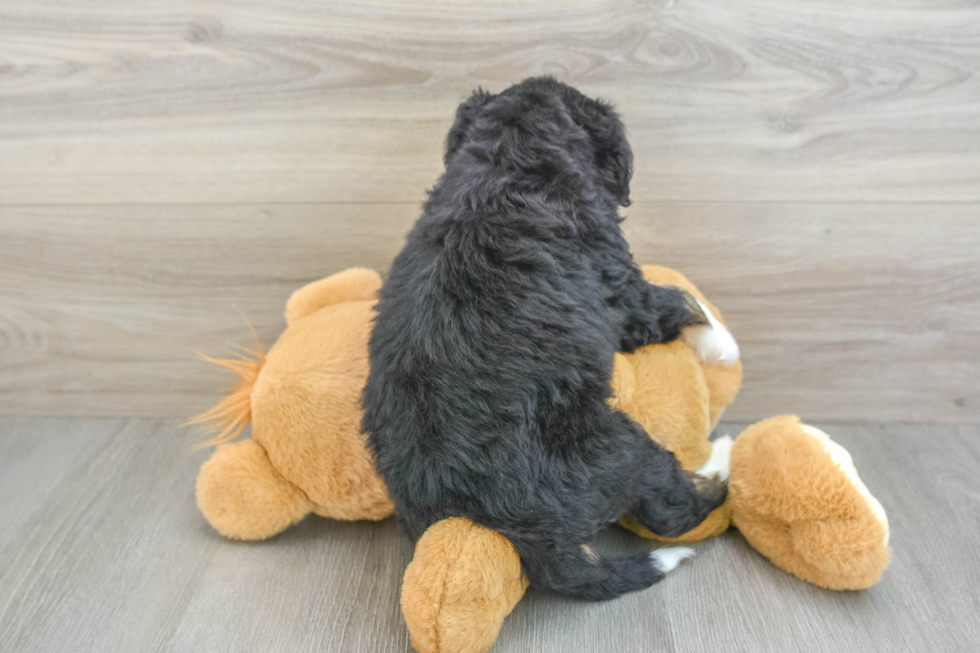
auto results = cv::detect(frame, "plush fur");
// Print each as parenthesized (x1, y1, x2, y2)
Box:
(401, 518, 528, 653)
(195, 268, 394, 540)
(197, 438, 314, 540)
(729, 415, 891, 590)
(362, 77, 727, 601)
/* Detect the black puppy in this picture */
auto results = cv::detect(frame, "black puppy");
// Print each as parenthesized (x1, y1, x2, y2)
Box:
(362, 77, 739, 601)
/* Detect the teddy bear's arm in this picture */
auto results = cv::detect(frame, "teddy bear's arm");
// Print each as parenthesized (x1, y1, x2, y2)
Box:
(284, 268, 382, 325)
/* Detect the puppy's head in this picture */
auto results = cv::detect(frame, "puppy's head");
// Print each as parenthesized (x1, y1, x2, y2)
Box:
(444, 88, 495, 166)
(444, 77, 634, 207)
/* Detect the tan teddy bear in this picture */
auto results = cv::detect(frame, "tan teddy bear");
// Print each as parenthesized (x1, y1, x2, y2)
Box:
(192, 265, 889, 653)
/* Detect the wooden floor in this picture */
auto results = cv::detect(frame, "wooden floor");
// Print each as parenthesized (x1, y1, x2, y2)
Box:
(1, 417, 977, 653)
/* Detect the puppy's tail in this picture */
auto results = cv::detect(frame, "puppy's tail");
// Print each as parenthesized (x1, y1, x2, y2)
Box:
(515, 540, 694, 601)
(185, 319, 265, 450)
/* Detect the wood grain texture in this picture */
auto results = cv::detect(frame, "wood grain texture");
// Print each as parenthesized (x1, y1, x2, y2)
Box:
(1, 203, 977, 421)
(1, 0, 978, 420)
(1, 418, 978, 652)
(0, 0, 978, 204)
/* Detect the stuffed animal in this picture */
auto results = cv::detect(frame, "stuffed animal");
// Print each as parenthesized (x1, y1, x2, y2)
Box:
(191, 265, 890, 653)
(192, 267, 394, 541)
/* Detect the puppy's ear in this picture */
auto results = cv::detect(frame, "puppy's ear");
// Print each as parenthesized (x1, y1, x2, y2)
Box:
(445, 89, 494, 164)
(564, 94, 634, 207)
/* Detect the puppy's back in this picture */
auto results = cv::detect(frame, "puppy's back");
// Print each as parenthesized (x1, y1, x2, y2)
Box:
(362, 79, 625, 538)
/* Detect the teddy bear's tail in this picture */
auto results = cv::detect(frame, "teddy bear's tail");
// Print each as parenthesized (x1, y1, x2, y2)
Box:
(186, 319, 265, 450)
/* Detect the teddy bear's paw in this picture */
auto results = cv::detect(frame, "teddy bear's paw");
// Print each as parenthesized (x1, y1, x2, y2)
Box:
(683, 299, 740, 367)
(697, 435, 733, 480)
(649, 546, 696, 573)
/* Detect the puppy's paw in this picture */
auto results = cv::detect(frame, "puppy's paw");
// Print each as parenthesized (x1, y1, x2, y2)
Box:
(683, 299, 740, 366)
(649, 546, 695, 573)
(697, 435, 733, 481)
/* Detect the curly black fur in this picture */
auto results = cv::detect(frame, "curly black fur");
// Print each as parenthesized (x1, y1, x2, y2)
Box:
(362, 77, 726, 601)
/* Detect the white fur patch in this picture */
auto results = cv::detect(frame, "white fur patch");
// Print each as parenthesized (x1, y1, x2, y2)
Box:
(649, 546, 695, 573)
(800, 425, 890, 546)
(697, 435, 733, 481)
(683, 299, 740, 367)
(580, 544, 601, 564)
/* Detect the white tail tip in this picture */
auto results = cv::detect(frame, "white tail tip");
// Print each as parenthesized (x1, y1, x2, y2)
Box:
(650, 546, 696, 573)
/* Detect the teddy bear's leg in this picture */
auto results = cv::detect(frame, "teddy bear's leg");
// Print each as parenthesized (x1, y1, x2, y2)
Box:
(284, 268, 382, 325)
(197, 439, 313, 540)
(728, 416, 891, 589)
(401, 517, 528, 653)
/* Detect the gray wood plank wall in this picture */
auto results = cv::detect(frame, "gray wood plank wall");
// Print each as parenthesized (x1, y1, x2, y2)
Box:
(1, 0, 978, 421)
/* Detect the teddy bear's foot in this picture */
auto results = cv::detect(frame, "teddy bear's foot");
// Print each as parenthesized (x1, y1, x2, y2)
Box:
(197, 439, 313, 540)
(697, 434, 734, 480)
(683, 299, 740, 367)
(402, 518, 528, 653)
(729, 415, 891, 590)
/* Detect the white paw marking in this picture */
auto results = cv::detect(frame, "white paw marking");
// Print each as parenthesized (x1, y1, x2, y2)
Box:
(697, 435, 733, 481)
(649, 546, 695, 573)
(683, 299, 740, 367)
